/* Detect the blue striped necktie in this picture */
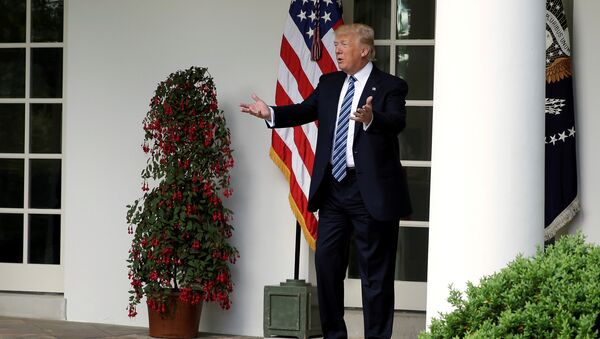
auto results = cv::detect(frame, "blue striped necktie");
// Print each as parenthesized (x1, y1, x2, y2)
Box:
(331, 76, 356, 182)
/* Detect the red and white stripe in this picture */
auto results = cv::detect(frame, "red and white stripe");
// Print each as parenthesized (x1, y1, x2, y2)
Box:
(270, 12, 342, 249)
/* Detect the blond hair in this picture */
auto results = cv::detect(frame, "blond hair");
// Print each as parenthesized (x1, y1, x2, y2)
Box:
(335, 23, 375, 60)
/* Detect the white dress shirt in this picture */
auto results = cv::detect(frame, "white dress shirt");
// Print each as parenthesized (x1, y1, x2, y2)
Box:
(332, 61, 373, 168)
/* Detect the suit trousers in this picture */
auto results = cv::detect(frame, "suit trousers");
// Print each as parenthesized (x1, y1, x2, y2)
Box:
(315, 170, 400, 339)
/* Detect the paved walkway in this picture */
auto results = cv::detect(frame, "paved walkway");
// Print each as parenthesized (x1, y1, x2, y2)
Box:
(0, 316, 258, 339)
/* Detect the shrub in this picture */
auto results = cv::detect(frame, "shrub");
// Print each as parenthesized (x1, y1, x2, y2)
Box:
(421, 233, 600, 338)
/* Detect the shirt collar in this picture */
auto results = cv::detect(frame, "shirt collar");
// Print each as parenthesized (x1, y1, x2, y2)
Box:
(348, 61, 373, 84)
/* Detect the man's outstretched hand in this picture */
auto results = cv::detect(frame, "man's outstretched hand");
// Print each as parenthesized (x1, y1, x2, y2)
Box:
(351, 95, 373, 124)
(240, 94, 272, 120)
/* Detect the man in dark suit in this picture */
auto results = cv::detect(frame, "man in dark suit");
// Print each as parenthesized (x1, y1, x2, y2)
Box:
(241, 23, 411, 339)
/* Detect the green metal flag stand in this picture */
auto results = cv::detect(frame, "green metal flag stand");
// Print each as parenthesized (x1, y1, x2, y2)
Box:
(263, 222, 322, 338)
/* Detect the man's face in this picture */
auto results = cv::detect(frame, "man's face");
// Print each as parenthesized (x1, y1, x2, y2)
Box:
(334, 33, 368, 75)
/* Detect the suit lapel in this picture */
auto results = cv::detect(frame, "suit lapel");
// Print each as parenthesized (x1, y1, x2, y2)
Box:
(354, 67, 381, 139)
(326, 73, 348, 139)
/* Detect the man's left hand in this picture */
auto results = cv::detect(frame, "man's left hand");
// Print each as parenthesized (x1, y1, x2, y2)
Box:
(351, 96, 373, 124)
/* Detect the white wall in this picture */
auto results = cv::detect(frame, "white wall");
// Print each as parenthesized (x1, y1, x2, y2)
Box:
(64, 0, 308, 336)
(567, 1, 600, 243)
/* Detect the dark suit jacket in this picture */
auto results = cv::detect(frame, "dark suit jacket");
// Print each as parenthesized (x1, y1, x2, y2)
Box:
(271, 66, 412, 221)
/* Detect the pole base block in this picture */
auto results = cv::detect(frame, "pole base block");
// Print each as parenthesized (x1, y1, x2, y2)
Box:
(263, 279, 321, 339)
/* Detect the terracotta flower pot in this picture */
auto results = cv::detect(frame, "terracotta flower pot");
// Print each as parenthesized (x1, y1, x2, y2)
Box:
(148, 293, 203, 339)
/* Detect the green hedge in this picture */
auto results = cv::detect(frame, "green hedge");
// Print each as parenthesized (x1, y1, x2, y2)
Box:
(420, 233, 600, 338)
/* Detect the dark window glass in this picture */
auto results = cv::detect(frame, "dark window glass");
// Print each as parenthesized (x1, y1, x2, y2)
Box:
(353, 0, 390, 39)
(31, 0, 64, 42)
(405, 167, 430, 221)
(31, 48, 63, 98)
(0, 104, 25, 153)
(397, 0, 435, 39)
(373, 45, 390, 74)
(30, 104, 62, 154)
(396, 46, 434, 100)
(0, 0, 26, 43)
(0, 159, 24, 208)
(29, 159, 61, 209)
(28, 214, 60, 264)
(395, 227, 428, 281)
(0, 213, 24, 263)
(0, 49, 26, 98)
(399, 106, 432, 161)
(347, 227, 429, 282)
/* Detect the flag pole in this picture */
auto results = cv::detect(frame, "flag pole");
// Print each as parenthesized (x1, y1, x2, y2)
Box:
(294, 221, 301, 280)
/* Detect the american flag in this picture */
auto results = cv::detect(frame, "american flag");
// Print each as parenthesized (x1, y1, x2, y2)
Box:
(544, 0, 580, 240)
(269, 0, 343, 249)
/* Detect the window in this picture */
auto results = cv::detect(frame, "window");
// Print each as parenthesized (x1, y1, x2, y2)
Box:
(343, 0, 434, 311)
(0, 0, 64, 292)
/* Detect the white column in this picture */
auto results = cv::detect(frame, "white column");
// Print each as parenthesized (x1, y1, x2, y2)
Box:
(426, 0, 546, 325)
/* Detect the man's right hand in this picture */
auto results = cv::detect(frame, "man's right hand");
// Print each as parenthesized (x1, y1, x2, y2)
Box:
(240, 94, 272, 120)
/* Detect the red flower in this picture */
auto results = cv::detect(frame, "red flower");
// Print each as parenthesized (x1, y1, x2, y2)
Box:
(192, 240, 201, 250)
(128, 306, 137, 318)
(216, 272, 228, 284)
(164, 102, 173, 116)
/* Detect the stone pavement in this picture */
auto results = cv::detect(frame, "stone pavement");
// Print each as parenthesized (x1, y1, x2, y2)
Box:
(0, 316, 258, 339)
(0, 311, 426, 338)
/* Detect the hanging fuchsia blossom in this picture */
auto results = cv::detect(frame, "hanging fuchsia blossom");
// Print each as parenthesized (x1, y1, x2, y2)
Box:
(126, 67, 238, 318)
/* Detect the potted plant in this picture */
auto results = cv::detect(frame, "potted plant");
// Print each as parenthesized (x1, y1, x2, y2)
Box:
(126, 66, 238, 338)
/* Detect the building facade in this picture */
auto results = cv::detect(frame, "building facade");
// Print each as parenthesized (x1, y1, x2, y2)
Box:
(0, 0, 599, 336)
